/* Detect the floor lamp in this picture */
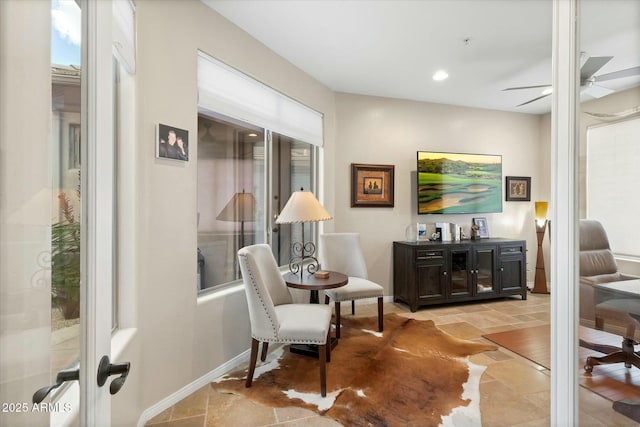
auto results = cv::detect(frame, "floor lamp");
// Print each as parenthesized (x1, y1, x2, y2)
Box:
(217, 190, 256, 276)
(275, 188, 333, 279)
(532, 201, 550, 294)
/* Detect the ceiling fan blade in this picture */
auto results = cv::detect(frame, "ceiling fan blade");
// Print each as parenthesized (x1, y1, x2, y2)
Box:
(594, 66, 640, 82)
(583, 85, 614, 99)
(580, 56, 613, 81)
(516, 93, 551, 107)
(503, 84, 551, 91)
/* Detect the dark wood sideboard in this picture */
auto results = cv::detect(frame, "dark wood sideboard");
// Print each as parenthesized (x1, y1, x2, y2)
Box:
(393, 238, 527, 312)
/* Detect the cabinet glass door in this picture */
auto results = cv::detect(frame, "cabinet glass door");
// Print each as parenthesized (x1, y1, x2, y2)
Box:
(476, 248, 495, 293)
(450, 249, 471, 296)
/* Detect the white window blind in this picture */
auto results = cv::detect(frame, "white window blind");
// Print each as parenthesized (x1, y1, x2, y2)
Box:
(112, 0, 135, 74)
(586, 117, 640, 258)
(197, 51, 323, 147)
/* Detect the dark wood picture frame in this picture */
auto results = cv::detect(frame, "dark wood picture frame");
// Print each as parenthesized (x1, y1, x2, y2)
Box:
(505, 176, 531, 201)
(351, 163, 395, 208)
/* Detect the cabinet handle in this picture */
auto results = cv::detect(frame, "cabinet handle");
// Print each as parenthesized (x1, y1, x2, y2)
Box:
(443, 271, 447, 276)
(500, 267, 504, 272)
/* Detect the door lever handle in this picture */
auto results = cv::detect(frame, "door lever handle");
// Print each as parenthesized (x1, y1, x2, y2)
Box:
(97, 355, 131, 395)
(33, 368, 79, 404)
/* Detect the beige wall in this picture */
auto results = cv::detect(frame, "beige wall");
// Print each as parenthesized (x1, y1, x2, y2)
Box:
(333, 94, 544, 290)
(130, 1, 336, 423)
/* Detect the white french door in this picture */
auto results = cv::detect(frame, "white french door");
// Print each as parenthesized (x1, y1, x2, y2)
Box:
(0, 1, 117, 426)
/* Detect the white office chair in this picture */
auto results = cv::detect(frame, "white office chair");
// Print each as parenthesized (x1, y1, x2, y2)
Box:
(320, 233, 384, 338)
(238, 244, 333, 396)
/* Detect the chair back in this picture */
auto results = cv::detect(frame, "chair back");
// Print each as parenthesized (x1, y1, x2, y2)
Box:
(579, 219, 619, 277)
(238, 244, 292, 340)
(319, 233, 368, 279)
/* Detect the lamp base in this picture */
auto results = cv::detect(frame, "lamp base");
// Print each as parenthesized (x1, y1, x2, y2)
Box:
(288, 241, 320, 279)
(531, 224, 549, 294)
(531, 268, 549, 294)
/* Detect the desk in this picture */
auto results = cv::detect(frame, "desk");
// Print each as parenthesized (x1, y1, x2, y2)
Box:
(590, 279, 640, 422)
(595, 279, 640, 300)
(284, 271, 348, 357)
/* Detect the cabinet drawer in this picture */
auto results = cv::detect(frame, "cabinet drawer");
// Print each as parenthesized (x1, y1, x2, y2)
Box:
(416, 250, 444, 260)
(500, 245, 523, 255)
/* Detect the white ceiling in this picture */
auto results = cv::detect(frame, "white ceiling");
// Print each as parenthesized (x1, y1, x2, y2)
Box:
(202, 0, 640, 115)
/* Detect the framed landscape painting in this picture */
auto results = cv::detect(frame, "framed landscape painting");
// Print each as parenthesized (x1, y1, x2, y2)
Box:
(417, 151, 502, 214)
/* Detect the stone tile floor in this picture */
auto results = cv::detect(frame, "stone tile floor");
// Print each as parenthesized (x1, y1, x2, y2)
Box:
(147, 293, 638, 426)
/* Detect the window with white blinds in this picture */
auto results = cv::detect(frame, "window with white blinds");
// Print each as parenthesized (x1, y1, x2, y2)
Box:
(197, 51, 323, 147)
(586, 117, 640, 258)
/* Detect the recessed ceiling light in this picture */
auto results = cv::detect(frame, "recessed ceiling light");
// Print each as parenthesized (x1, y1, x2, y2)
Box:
(432, 70, 449, 81)
(542, 88, 553, 95)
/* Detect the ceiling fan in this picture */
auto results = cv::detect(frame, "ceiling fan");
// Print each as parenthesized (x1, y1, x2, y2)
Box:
(504, 55, 640, 107)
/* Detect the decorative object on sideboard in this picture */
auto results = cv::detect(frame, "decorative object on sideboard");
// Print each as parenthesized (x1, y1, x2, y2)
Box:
(472, 217, 489, 239)
(276, 188, 333, 278)
(505, 176, 531, 201)
(351, 163, 395, 207)
(532, 201, 550, 294)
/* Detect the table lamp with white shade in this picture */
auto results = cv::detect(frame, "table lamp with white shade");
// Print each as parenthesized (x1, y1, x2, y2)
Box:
(275, 188, 333, 278)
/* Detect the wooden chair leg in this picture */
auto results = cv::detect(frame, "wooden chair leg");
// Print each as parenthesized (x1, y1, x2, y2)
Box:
(324, 295, 330, 304)
(260, 342, 269, 361)
(326, 329, 331, 363)
(319, 343, 327, 397)
(246, 338, 259, 388)
(351, 300, 355, 315)
(378, 297, 384, 332)
(335, 301, 341, 338)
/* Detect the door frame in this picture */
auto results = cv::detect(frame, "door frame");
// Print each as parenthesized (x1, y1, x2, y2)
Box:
(79, 0, 115, 424)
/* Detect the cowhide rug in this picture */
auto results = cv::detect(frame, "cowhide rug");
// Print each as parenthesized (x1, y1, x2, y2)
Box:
(212, 313, 497, 427)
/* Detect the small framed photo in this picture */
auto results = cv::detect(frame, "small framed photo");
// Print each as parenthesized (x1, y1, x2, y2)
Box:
(351, 163, 395, 207)
(417, 223, 428, 241)
(473, 217, 489, 239)
(156, 123, 189, 161)
(505, 176, 531, 201)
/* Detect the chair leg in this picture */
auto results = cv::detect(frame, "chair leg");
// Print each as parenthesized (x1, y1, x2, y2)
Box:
(319, 343, 327, 397)
(335, 301, 341, 338)
(326, 329, 331, 363)
(246, 338, 260, 388)
(324, 295, 330, 304)
(260, 342, 269, 361)
(377, 297, 384, 332)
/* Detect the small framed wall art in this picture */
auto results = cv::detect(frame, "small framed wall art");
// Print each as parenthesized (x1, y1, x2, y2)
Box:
(351, 163, 395, 207)
(505, 176, 531, 201)
(156, 123, 189, 161)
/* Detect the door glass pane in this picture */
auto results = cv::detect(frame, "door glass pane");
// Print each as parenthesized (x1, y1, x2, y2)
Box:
(197, 114, 265, 291)
(0, 1, 81, 425)
(450, 250, 469, 294)
(271, 133, 313, 267)
(476, 249, 494, 293)
(51, 0, 82, 382)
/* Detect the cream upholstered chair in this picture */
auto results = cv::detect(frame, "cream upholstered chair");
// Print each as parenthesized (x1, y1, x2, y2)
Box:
(579, 219, 640, 326)
(319, 233, 383, 338)
(238, 244, 333, 396)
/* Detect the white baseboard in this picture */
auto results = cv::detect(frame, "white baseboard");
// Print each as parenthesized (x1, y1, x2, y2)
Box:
(136, 348, 251, 427)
